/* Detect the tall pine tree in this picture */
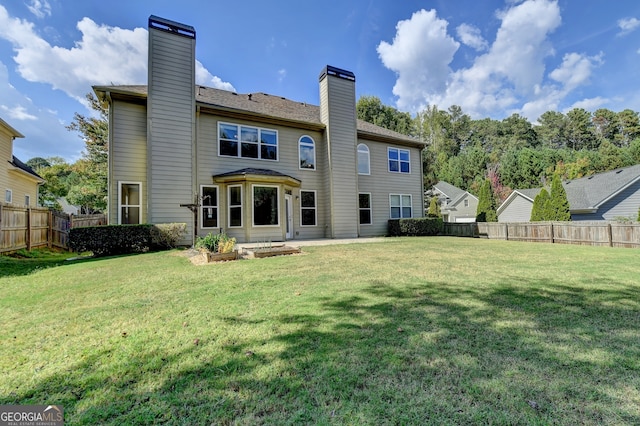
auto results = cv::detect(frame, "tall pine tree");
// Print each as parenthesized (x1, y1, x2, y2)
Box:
(549, 175, 571, 221)
(530, 188, 550, 221)
(476, 179, 497, 222)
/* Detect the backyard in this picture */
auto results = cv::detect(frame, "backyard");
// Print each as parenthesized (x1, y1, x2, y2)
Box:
(0, 237, 639, 425)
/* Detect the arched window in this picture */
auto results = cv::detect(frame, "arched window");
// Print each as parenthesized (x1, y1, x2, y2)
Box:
(357, 144, 370, 175)
(299, 136, 316, 170)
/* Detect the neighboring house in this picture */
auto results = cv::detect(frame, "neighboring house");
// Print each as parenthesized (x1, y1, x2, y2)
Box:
(497, 164, 640, 222)
(430, 181, 478, 222)
(94, 16, 425, 245)
(0, 117, 44, 207)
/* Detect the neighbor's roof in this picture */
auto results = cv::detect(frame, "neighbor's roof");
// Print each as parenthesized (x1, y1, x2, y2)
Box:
(433, 181, 467, 202)
(9, 155, 44, 181)
(563, 164, 640, 210)
(93, 85, 424, 148)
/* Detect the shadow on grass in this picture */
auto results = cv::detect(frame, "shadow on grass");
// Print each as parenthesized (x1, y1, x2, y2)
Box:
(2, 276, 639, 424)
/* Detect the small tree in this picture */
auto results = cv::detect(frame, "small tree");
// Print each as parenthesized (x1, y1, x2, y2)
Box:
(530, 188, 550, 221)
(637, 206, 640, 222)
(549, 174, 571, 221)
(427, 197, 441, 217)
(476, 179, 497, 222)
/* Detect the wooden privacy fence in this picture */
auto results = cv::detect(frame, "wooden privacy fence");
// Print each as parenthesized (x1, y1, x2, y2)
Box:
(0, 203, 106, 253)
(443, 221, 640, 248)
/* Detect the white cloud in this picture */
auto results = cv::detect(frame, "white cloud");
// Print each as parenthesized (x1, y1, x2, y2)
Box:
(0, 5, 234, 104)
(195, 61, 235, 91)
(617, 17, 640, 36)
(566, 96, 608, 112)
(378, 0, 603, 122)
(0, 104, 37, 120)
(26, 0, 51, 19)
(377, 9, 460, 112)
(456, 23, 488, 51)
(277, 68, 287, 83)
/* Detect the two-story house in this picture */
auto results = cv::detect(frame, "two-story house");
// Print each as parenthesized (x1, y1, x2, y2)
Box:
(1, 117, 44, 208)
(94, 16, 425, 245)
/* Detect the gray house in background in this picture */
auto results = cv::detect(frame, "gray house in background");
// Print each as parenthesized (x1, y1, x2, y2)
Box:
(431, 181, 478, 222)
(497, 164, 640, 222)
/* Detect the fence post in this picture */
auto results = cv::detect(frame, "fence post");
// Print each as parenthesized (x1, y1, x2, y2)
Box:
(607, 223, 613, 247)
(26, 207, 32, 251)
(504, 223, 509, 241)
(48, 210, 53, 248)
(550, 222, 554, 244)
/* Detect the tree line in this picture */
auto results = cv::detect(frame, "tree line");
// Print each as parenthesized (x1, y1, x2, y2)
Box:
(357, 96, 640, 202)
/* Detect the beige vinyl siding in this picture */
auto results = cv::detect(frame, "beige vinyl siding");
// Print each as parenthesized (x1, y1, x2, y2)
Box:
(0, 126, 13, 196)
(0, 126, 39, 207)
(320, 75, 358, 238)
(110, 101, 148, 223)
(498, 195, 533, 222)
(196, 113, 326, 242)
(358, 140, 424, 236)
(147, 27, 195, 243)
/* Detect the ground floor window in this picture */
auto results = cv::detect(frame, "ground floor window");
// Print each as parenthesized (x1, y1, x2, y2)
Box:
(359, 193, 372, 224)
(300, 190, 317, 226)
(25, 195, 30, 207)
(228, 185, 243, 227)
(119, 182, 141, 224)
(253, 185, 279, 226)
(390, 194, 412, 219)
(5, 189, 11, 203)
(201, 185, 218, 228)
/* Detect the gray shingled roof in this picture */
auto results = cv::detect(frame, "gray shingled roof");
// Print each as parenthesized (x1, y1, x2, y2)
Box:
(10, 155, 43, 180)
(563, 164, 640, 209)
(94, 85, 423, 147)
(433, 181, 466, 203)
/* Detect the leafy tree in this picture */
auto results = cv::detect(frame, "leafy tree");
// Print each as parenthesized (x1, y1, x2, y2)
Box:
(549, 174, 571, 221)
(501, 113, 537, 150)
(530, 188, 550, 221)
(356, 96, 414, 136)
(637, 206, 640, 222)
(427, 196, 441, 218)
(30, 157, 73, 209)
(65, 92, 108, 213)
(26, 157, 51, 171)
(592, 108, 618, 143)
(476, 179, 497, 222)
(536, 111, 567, 149)
(566, 108, 596, 150)
(615, 109, 640, 147)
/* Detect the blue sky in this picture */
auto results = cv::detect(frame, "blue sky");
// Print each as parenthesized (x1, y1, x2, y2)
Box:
(1, 0, 639, 162)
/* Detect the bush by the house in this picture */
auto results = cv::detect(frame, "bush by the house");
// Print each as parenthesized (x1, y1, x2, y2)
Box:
(388, 217, 443, 236)
(69, 225, 153, 257)
(150, 223, 187, 249)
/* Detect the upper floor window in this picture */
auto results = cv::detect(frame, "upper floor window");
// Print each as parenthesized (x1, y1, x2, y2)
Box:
(200, 185, 218, 229)
(5, 189, 12, 203)
(358, 144, 370, 175)
(219, 122, 278, 161)
(299, 136, 316, 170)
(388, 148, 410, 173)
(25, 195, 30, 207)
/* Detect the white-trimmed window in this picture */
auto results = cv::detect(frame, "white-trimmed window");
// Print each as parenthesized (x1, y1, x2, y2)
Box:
(228, 185, 243, 228)
(118, 182, 141, 224)
(464, 199, 469, 207)
(219, 122, 278, 161)
(253, 185, 279, 226)
(300, 190, 317, 226)
(25, 195, 30, 207)
(299, 136, 316, 170)
(5, 189, 12, 203)
(388, 147, 410, 173)
(358, 144, 370, 175)
(359, 193, 372, 225)
(200, 185, 218, 229)
(390, 194, 412, 219)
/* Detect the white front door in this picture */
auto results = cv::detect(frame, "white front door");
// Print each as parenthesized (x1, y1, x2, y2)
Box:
(285, 194, 293, 240)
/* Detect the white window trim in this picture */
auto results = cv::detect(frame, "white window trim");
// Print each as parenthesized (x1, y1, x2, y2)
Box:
(387, 147, 411, 174)
(357, 144, 370, 175)
(252, 184, 280, 227)
(228, 184, 243, 228)
(359, 192, 372, 225)
(299, 190, 317, 227)
(299, 135, 316, 171)
(200, 185, 219, 229)
(5, 189, 12, 203)
(389, 193, 413, 219)
(117, 181, 142, 224)
(218, 121, 279, 161)
(24, 194, 30, 207)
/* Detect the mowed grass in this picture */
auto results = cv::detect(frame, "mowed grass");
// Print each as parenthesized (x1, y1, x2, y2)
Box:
(1, 237, 639, 425)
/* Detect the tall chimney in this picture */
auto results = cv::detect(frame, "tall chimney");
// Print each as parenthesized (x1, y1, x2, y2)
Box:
(147, 16, 196, 244)
(319, 66, 358, 238)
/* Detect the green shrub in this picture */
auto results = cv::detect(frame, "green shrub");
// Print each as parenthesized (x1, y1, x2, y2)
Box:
(150, 223, 187, 249)
(69, 225, 153, 257)
(388, 217, 443, 236)
(195, 232, 236, 253)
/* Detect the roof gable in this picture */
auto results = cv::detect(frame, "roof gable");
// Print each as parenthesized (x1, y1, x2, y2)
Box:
(563, 164, 640, 209)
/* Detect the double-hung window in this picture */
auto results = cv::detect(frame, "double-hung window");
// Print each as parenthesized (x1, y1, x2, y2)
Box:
(359, 193, 372, 225)
(119, 182, 141, 224)
(299, 136, 316, 170)
(228, 185, 243, 228)
(390, 194, 412, 219)
(253, 185, 279, 226)
(388, 148, 410, 173)
(300, 190, 317, 226)
(201, 186, 218, 228)
(219, 122, 278, 160)
(358, 144, 370, 175)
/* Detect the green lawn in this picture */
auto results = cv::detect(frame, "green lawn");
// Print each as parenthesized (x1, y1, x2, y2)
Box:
(1, 238, 639, 425)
